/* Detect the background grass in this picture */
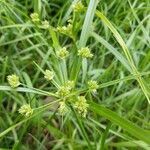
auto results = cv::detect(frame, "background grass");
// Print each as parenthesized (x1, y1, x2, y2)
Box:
(0, 0, 150, 149)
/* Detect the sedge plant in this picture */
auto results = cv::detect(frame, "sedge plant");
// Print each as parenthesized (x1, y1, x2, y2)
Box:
(0, 0, 150, 149)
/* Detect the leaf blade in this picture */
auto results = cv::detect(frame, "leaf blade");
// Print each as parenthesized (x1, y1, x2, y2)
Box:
(89, 101, 150, 144)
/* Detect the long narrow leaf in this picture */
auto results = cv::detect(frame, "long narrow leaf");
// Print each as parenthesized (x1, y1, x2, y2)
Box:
(89, 101, 150, 144)
(95, 10, 150, 104)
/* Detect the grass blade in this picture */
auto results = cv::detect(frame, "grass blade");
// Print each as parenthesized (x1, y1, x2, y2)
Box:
(91, 32, 131, 72)
(89, 101, 150, 144)
(95, 10, 150, 104)
(79, 0, 99, 47)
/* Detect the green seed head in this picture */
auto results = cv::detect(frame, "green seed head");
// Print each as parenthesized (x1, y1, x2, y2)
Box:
(18, 104, 33, 117)
(58, 101, 68, 115)
(88, 80, 99, 92)
(42, 20, 50, 29)
(74, 96, 89, 117)
(72, 1, 84, 12)
(78, 47, 93, 58)
(44, 70, 54, 81)
(56, 86, 70, 97)
(56, 47, 69, 59)
(65, 80, 75, 90)
(7, 74, 20, 88)
(57, 23, 73, 37)
(30, 13, 40, 22)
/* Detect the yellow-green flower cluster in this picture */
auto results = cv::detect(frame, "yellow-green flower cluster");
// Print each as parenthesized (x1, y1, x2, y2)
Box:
(18, 104, 33, 117)
(72, 1, 84, 12)
(44, 70, 54, 81)
(74, 96, 89, 117)
(7, 74, 20, 88)
(42, 20, 50, 29)
(56, 86, 70, 97)
(56, 47, 69, 59)
(57, 23, 73, 37)
(30, 13, 40, 22)
(67, 19, 73, 24)
(56, 80, 74, 97)
(78, 47, 93, 58)
(58, 101, 68, 115)
(30, 13, 50, 30)
(64, 80, 74, 90)
(88, 80, 99, 93)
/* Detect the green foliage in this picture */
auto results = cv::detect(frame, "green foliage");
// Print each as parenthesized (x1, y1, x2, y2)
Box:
(0, 0, 150, 149)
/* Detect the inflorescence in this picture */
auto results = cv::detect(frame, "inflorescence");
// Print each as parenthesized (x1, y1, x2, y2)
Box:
(78, 47, 93, 58)
(18, 104, 33, 117)
(30, 13, 40, 22)
(44, 70, 54, 81)
(7, 10, 98, 118)
(7, 74, 20, 88)
(88, 80, 99, 93)
(72, 1, 85, 12)
(74, 96, 89, 117)
(30, 12, 50, 29)
(56, 47, 69, 59)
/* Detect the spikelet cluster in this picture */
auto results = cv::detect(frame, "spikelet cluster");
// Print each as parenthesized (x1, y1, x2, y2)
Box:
(30, 13, 40, 22)
(65, 80, 74, 90)
(42, 20, 50, 29)
(56, 47, 69, 59)
(18, 104, 33, 117)
(7, 74, 20, 88)
(72, 1, 84, 12)
(78, 47, 93, 58)
(56, 80, 74, 97)
(56, 86, 70, 97)
(74, 96, 89, 117)
(88, 80, 99, 93)
(58, 101, 68, 115)
(57, 23, 73, 37)
(44, 70, 54, 81)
